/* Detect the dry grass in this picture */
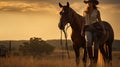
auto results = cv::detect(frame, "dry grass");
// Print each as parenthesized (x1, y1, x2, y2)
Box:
(0, 51, 120, 67)
(0, 56, 76, 67)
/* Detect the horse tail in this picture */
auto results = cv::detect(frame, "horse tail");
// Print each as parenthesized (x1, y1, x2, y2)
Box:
(102, 21, 114, 61)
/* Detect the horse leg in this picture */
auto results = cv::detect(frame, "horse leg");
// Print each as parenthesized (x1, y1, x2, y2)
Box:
(73, 44, 80, 66)
(94, 49, 98, 63)
(82, 47, 87, 67)
(105, 45, 109, 59)
(83, 47, 87, 63)
(99, 44, 108, 63)
(87, 46, 94, 66)
(106, 41, 112, 63)
(94, 41, 99, 64)
(102, 41, 112, 67)
(93, 33, 100, 64)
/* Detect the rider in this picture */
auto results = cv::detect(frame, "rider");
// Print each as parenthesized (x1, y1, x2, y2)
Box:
(81, 0, 106, 65)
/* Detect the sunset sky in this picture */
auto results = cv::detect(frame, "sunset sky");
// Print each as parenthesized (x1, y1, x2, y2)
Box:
(0, 0, 119, 40)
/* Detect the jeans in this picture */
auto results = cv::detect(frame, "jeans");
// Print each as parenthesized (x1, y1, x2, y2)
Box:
(85, 31, 99, 49)
(85, 31, 93, 47)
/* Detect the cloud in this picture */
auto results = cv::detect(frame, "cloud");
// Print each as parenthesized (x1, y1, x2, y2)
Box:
(0, 0, 120, 4)
(100, 0, 120, 4)
(99, 4, 120, 14)
(0, 0, 119, 14)
(0, 1, 58, 14)
(0, 2, 31, 12)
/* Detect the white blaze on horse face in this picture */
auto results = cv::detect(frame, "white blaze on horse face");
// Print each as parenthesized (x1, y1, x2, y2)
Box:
(61, 10, 65, 14)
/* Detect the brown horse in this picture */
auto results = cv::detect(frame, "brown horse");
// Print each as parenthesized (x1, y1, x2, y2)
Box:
(58, 2, 114, 66)
(58, 2, 87, 66)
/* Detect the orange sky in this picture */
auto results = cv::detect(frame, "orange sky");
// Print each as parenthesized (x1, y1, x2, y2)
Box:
(0, 0, 119, 40)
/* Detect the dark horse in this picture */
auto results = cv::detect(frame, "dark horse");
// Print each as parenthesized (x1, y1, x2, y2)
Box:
(58, 2, 87, 66)
(92, 22, 114, 64)
(58, 2, 114, 66)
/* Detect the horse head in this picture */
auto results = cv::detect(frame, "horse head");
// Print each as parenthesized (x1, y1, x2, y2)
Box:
(58, 2, 70, 30)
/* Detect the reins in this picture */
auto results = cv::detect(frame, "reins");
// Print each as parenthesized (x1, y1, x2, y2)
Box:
(60, 24, 70, 59)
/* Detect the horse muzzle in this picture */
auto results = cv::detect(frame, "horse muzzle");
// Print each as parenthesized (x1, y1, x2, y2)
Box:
(58, 22, 65, 30)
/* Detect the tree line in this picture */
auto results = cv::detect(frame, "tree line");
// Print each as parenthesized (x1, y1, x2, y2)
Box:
(0, 37, 55, 57)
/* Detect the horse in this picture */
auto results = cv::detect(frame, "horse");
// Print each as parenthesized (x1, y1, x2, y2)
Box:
(58, 2, 87, 66)
(58, 2, 114, 66)
(92, 21, 114, 63)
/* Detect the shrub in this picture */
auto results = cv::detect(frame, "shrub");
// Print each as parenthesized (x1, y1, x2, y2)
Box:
(19, 37, 55, 56)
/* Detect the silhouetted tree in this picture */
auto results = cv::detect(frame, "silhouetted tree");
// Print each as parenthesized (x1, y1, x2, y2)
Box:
(0, 45, 7, 57)
(19, 37, 55, 56)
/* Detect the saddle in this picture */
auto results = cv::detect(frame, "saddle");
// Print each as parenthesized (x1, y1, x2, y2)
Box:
(85, 22, 103, 32)
(84, 22, 104, 39)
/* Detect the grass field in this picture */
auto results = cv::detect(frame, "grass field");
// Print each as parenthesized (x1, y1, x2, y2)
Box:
(0, 51, 120, 67)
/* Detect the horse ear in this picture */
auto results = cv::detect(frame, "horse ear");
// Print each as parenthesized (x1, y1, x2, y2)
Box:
(59, 3, 63, 8)
(67, 2, 70, 7)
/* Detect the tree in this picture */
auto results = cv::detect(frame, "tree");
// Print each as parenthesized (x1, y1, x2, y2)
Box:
(0, 45, 7, 57)
(19, 37, 55, 56)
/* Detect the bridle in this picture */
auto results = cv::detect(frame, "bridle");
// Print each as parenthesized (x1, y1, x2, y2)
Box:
(59, 3, 71, 59)
(60, 24, 70, 59)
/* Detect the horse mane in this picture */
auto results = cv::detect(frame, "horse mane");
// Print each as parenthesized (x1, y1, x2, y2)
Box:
(69, 7, 83, 18)
(68, 7, 83, 32)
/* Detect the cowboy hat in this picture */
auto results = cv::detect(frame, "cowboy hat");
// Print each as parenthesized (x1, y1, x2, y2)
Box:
(84, 0, 99, 5)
